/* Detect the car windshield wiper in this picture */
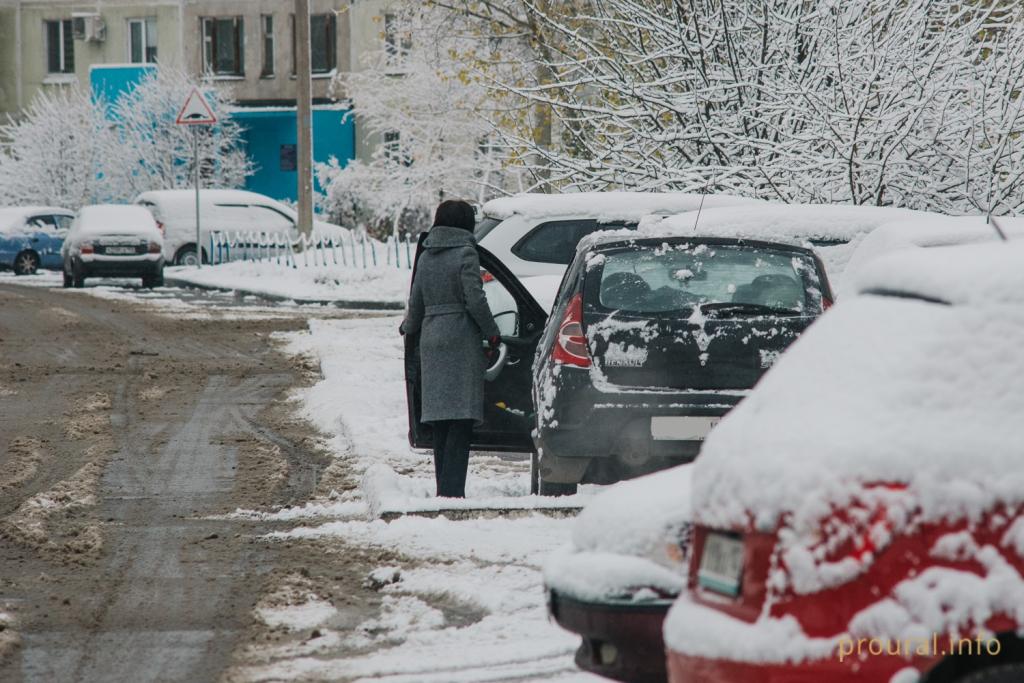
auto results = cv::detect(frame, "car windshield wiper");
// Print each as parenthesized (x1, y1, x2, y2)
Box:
(698, 302, 804, 317)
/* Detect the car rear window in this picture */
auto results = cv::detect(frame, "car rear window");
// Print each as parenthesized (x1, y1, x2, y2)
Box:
(512, 220, 637, 265)
(592, 242, 823, 314)
(474, 216, 502, 242)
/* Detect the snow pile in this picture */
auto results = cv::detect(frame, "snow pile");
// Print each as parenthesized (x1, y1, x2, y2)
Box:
(544, 466, 692, 602)
(483, 191, 758, 222)
(249, 514, 590, 682)
(167, 261, 412, 305)
(691, 241, 1024, 535)
(257, 598, 338, 632)
(840, 215, 1024, 295)
(75, 204, 161, 238)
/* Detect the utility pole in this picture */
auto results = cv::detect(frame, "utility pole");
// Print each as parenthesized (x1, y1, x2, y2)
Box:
(295, 0, 314, 238)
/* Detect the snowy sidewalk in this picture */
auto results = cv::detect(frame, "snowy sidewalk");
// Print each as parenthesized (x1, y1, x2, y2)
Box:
(165, 261, 412, 310)
(225, 315, 602, 682)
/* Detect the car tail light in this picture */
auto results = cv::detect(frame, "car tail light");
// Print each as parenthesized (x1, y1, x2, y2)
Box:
(148, 241, 162, 254)
(481, 269, 495, 284)
(552, 293, 590, 368)
(822, 296, 833, 311)
(80, 242, 94, 254)
(156, 221, 165, 235)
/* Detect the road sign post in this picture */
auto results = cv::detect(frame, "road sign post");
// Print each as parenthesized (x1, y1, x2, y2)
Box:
(175, 87, 218, 269)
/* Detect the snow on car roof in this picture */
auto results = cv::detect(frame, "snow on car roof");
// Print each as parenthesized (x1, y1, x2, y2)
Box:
(691, 240, 1024, 534)
(839, 215, 1024, 295)
(0, 206, 71, 231)
(135, 188, 279, 206)
(631, 203, 928, 245)
(481, 191, 757, 222)
(77, 204, 160, 236)
(855, 237, 1024, 306)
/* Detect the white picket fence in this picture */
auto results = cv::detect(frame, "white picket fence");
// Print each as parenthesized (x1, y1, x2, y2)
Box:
(208, 230, 415, 269)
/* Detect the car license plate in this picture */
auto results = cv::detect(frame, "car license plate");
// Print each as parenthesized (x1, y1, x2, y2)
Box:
(650, 416, 719, 440)
(105, 246, 136, 255)
(698, 532, 744, 596)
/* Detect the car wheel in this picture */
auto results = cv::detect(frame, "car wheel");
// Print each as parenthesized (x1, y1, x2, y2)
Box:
(62, 268, 72, 288)
(72, 261, 85, 288)
(13, 251, 39, 276)
(539, 479, 578, 497)
(142, 272, 164, 289)
(530, 451, 540, 495)
(175, 246, 201, 267)
(956, 664, 1024, 683)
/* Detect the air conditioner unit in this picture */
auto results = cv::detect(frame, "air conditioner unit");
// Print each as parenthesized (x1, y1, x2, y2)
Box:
(72, 14, 106, 42)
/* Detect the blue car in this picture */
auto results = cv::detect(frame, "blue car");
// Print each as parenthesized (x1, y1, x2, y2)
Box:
(0, 206, 74, 275)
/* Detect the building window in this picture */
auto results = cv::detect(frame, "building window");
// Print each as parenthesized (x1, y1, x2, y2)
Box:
(384, 13, 412, 65)
(201, 17, 244, 76)
(128, 18, 158, 63)
(383, 130, 411, 166)
(45, 20, 74, 74)
(292, 13, 336, 75)
(261, 15, 275, 77)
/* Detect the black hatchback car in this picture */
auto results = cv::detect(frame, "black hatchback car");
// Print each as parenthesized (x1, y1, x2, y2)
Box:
(531, 235, 832, 494)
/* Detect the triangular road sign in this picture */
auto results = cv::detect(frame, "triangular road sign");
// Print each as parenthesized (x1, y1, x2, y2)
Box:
(175, 87, 218, 125)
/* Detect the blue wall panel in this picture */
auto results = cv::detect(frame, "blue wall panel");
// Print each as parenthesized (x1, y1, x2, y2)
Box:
(233, 108, 355, 204)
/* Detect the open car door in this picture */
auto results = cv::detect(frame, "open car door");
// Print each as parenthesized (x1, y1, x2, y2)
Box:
(404, 240, 548, 452)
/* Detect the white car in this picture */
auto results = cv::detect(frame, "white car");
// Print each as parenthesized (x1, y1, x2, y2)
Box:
(61, 205, 165, 288)
(133, 189, 348, 266)
(838, 213, 1024, 296)
(476, 192, 758, 278)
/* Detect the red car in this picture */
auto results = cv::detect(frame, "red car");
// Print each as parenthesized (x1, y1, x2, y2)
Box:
(664, 240, 1024, 683)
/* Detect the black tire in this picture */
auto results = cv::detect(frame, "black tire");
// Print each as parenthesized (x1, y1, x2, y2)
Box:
(539, 479, 578, 497)
(175, 246, 203, 266)
(62, 268, 72, 288)
(530, 451, 540, 495)
(142, 272, 164, 289)
(72, 261, 85, 288)
(956, 664, 1024, 683)
(13, 251, 39, 276)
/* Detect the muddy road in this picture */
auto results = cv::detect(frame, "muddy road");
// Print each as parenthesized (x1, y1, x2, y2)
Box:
(0, 284, 374, 682)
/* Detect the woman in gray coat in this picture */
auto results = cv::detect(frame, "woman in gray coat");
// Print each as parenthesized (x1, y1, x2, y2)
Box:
(401, 200, 500, 498)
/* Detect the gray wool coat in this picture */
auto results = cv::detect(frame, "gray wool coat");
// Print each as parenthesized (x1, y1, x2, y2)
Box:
(401, 226, 500, 425)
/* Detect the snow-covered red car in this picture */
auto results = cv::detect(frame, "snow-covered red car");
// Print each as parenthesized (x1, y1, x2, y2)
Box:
(664, 239, 1024, 683)
(545, 465, 693, 682)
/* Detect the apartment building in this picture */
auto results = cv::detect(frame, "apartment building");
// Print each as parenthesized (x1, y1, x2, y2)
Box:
(0, 0, 378, 202)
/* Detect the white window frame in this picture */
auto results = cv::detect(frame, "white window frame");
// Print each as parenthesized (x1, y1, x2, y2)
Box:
(45, 19, 74, 74)
(127, 17, 158, 64)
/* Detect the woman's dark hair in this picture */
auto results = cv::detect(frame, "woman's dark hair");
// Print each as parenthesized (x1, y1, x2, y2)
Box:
(432, 199, 476, 232)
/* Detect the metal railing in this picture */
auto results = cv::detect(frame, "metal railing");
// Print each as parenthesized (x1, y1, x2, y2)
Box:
(208, 230, 415, 269)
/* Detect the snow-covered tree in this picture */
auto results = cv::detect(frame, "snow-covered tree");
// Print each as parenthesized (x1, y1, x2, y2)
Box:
(318, 4, 535, 236)
(106, 67, 252, 198)
(481, 0, 1024, 215)
(0, 67, 251, 208)
(0, 85, 113, 208)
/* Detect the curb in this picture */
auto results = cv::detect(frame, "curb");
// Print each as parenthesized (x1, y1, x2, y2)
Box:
(164, 276, 405, 311)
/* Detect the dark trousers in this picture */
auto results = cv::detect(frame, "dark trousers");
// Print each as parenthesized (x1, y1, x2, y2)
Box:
(432, 419, 473, 498)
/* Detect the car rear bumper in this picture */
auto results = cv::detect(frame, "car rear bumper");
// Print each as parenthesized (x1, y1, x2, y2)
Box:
(549, 589, 673, 683)
(77, 256, 163, 277)
(535, 385, 741, 481)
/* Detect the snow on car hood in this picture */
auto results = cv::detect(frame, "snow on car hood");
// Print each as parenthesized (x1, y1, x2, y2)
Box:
(482, 191, 757, 222)
(544, 465, 693, 601)
(692, 254, 1024, 534)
